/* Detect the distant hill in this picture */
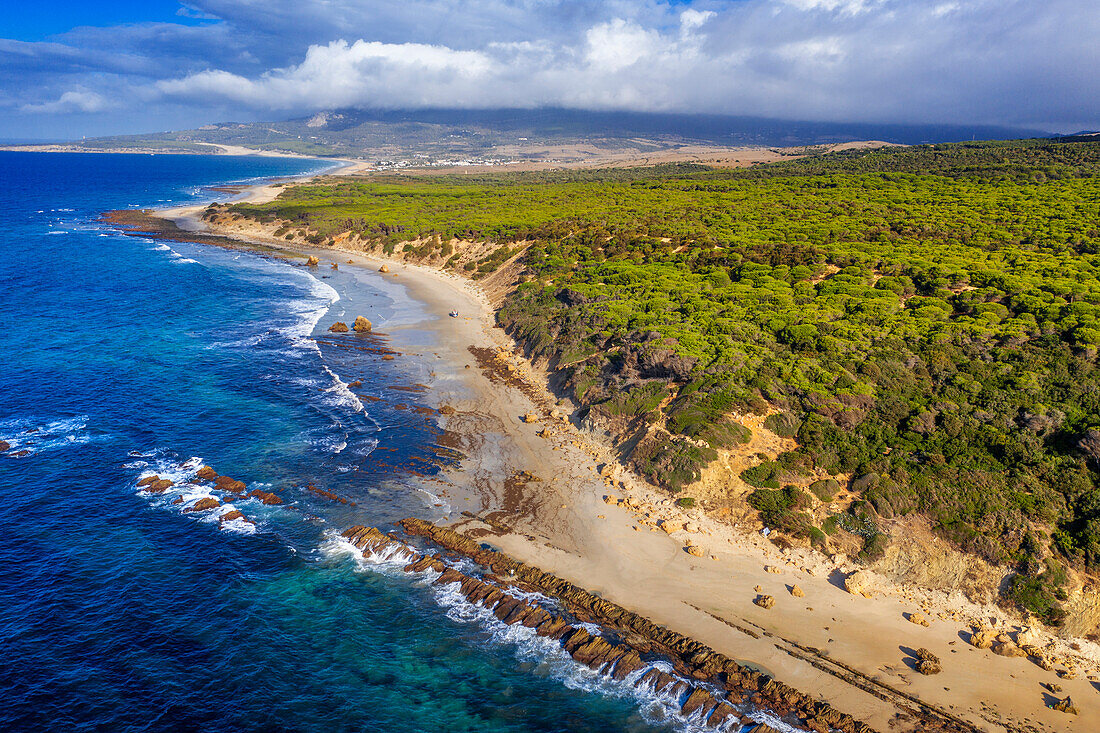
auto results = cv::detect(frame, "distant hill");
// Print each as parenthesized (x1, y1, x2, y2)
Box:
(7, 108, 1053, 162)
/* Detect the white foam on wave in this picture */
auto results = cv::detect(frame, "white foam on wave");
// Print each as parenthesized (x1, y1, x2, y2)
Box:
(342, 545, 761, 733)
(321, 365, 364, 413)
(429, 580, 742, 733)
(127, 452, 267, 534)
(0, 415, 97, 456)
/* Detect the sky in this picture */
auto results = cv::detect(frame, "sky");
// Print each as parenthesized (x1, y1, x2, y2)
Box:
(1, 0, 1097, 140)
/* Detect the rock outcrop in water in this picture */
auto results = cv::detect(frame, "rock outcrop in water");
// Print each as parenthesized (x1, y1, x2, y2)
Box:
(340, 521, 891, 733)
(353, 316, 372, 333)
(137, 475, 175, 493)
(0, 440, 9, 452)
(329, 322, 349, 333)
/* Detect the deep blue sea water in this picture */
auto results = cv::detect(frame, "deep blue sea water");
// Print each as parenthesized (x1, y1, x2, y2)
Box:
(0, 153, 691, 732)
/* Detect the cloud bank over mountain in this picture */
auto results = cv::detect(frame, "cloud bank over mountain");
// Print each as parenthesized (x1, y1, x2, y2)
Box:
(2, 0, 1097, 138)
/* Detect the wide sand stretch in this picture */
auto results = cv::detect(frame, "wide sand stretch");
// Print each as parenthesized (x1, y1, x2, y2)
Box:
(146, 158, 1097, 733)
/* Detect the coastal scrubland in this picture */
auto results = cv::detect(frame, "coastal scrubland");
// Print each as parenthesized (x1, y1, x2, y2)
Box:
(229, 139, 1100, 627)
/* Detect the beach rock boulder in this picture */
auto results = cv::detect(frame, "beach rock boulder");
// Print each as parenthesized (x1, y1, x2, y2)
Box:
(137, 475, 160, 487)
(306, 256, 319, 266)
(214, 475, 247, 493)
(522, 413, 540, 423)
(917, 659, 941, 675)
(992, 640, 1026, 657)
(195, 466, 218, 482)
(247, 489, 283, 505)
(685, 545, 705, 557)
(328, 321, 349, 333)
(1053, 696, 1079, 715)
(185, 497, 221, 513)
(754, 594, 775, 609)
(379, 264, 389, 273)
(968, 626, 995, 649)
(353, 316, 372, 333)
(218, 510, 252, 526)
(907, 612, 930, 627)
(142, 478, 174, 493)
(438, 405, 456, 415)
(844, 570, 874, 597)
(790, 585, 805, 598)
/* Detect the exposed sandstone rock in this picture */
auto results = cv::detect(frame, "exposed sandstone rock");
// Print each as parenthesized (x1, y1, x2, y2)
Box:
(379, 264, 389, 273)
(185, 497, 221, 513)
(145, 479, 175, 493)
(790, 585, 805, 598)
(522, 413, 540, 423)
(195, 466, 218, 481)
(991, 640, 1026, 657)
(438, 405, 456, 415)
(685, 545, 704, 557)
(377, 519, 878, 733)
(328, 321, 349, 333)
(754, 595, 775, 609)
(765, 565, 782, 574)
(844, 570, 872, 597)
(915, 648, 939, 664)
(348, 380, 362, 388)
(1053, 696, 1079, 715)
(907, 612, 930, 627)
(917, 660, 941, 675)
(353, 316, 372, 333)
(306, 255, 319, 266)
(137, 475, 160, 487)
(247, 489, 283, 505)
(218, 509, 251, 525)
(214, 475, 247, 493)
(660, 519, 684, 533)
(968, 626, 995, 649)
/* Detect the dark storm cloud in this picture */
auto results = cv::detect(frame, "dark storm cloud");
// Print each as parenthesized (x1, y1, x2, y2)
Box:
(3, 0, 1098, 137)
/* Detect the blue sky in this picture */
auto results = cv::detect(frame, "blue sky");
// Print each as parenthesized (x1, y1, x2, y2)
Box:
(1, 1, 1097, 140)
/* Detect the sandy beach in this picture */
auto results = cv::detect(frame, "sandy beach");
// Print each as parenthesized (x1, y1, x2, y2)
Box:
(137, 160, 1098, 733)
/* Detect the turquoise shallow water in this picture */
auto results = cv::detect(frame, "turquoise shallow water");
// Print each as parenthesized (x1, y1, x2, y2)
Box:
(0, 152, 701, 732)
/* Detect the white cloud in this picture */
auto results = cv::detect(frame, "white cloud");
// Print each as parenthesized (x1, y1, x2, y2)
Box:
(4, 0, 1100, 133)
(21, 90, 113, 114)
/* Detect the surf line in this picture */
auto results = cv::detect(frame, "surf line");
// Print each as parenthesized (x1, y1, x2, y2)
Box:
(342, 520, 909, 733)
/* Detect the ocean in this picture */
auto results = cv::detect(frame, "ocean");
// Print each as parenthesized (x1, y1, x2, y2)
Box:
(0, 152, 699, 732)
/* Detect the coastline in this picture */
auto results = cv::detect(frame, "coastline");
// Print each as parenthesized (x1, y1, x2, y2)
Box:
(121, 166, 1098, 732)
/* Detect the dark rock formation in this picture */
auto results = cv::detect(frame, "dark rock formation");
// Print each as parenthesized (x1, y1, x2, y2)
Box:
(138, 476, 175, 493)
(247, 489, 283, 505)
(196, 466, 218, 481)
(0, 440, 9, 452)
(339, 520, 884, 733)
(214, 475, 247, 493)
(185, 497, 221, 513)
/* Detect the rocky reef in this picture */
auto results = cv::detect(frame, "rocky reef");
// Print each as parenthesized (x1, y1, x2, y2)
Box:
(341, 520, 893, 733)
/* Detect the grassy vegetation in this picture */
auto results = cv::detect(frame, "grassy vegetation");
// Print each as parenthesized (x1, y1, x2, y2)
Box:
(234, 140, 1100, 622)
